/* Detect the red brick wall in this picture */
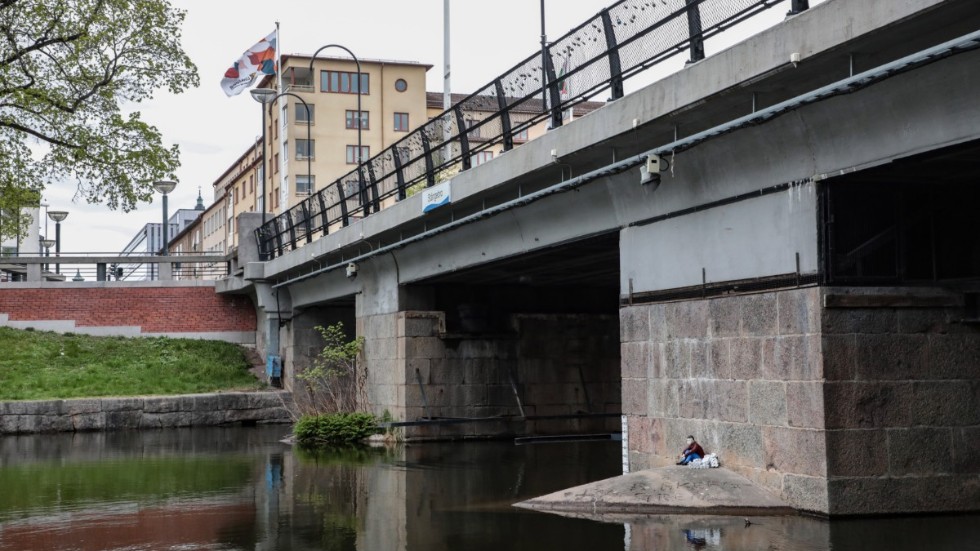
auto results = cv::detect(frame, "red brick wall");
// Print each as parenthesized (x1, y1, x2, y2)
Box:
(0, 287, 255, 334)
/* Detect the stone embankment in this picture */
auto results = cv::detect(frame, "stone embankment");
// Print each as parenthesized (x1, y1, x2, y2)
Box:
(0, 391, 293, 434)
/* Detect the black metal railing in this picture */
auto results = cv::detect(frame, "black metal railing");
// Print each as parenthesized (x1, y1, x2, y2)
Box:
(256, 0, 794, 260)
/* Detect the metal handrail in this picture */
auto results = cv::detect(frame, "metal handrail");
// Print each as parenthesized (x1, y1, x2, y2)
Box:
(256, 0, 793, 260)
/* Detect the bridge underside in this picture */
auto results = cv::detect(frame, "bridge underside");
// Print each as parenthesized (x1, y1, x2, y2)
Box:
(244, 0, 980, 517)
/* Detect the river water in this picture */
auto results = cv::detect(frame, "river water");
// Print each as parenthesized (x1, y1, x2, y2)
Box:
(0, 426, 977, 551)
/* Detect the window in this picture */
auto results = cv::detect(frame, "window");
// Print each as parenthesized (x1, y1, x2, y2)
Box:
(466, 118, 481, 139)
(513, 127, 529, 142)
(320, 70, 369, 94)
(295, 175, 314, 195)
(394, 112, 409, 132)
(273, 154, 279, 173)
(394, 78, 408, 92)
(281, 105, 287, 128)
(295, 103, 314, 123)
(283, 66, 313, 89)
(345, 110, 369, 129)
(346, 145, 370, 164)
(472, 151, 494, 166)
(296, 139, 315, 159)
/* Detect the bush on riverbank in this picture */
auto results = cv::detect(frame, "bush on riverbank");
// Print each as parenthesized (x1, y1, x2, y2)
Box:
(294, 412, 380, 446)
(0, 327, 263, 400)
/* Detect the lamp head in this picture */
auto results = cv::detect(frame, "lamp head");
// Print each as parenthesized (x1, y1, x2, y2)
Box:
(47, 210, 68, 222)
(41, 239, 56, 249)
(250, 88, 278, 104)
(152, 180, 177, 195)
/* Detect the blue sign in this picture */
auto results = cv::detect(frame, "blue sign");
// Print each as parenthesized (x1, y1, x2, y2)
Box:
(422, 182, 451, 213)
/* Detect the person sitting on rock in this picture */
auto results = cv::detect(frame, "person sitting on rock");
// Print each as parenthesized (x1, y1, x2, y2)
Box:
(677, 435, 705, 465)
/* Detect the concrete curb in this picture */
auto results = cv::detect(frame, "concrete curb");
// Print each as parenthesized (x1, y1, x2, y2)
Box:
(514, 467, 796, 517)
(0, 391, 294, 434)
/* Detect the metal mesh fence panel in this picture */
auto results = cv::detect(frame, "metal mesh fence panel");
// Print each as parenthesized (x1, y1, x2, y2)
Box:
(256, 0, 787, 258)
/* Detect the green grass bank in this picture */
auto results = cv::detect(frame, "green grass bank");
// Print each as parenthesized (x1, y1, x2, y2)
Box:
(0, 327, 263, 401)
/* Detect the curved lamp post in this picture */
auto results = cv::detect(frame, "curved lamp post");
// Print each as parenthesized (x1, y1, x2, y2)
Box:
(309, 44, 364, 220)
(40, 237, 55, 273)
(152, 180, 177, 256)
(250, 89, 313, 213)
(46, 210, 68, 275)
(250, 90, 276, 226)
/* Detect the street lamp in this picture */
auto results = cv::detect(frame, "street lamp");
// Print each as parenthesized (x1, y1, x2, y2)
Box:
(309, 44, 365, 220)
(251, 88, 312, 220)
(47, 210, 68, 275)
(152, 180, 177, 256)
(40, 237, 55, 273)
(250, 88, 277, 226)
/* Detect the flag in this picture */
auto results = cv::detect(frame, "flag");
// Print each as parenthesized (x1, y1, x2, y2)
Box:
(558, 55, 571, 98)
(221, 30, 278, 97)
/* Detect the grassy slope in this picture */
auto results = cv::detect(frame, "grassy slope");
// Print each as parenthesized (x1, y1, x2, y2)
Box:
(0, 327, 263, 400)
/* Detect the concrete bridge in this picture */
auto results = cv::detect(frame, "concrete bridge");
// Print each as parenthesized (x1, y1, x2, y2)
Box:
(218, 0, 980, 516)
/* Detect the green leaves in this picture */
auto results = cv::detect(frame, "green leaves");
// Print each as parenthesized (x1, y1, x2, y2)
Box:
(0, 0, 200, 238)
(294, 412, 380, 446)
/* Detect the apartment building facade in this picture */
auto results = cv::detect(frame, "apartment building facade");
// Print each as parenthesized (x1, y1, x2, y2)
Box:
(259, 54, 431, 214)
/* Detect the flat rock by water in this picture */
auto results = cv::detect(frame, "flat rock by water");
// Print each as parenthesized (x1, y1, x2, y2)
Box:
(515, 467, 795, 517)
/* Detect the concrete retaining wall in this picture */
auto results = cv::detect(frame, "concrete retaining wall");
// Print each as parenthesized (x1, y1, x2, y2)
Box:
(0, 391, 292, 434)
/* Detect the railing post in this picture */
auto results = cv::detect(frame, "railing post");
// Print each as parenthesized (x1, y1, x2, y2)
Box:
(336, 180, 350, 227)
(301, 201, 313, 244)
(685, 0, 706, 64)
(494, 80, 514, 151)
(600, 9, 625, 100)
(159, 260, 173, 281)
(366, 162, 381, 212)
(274, 218, 286, 256)
(421, 131, 436, 187)
(317, 191, 330, 235)
(454, 106, 472, 170)
(358, 167, 370, 216)
(393, 149, 408, 200)
(27, 263, 41, 282)
(544, 49, 563, 129)
(287, 211, 298, 250)
(787, 0, 809, 16)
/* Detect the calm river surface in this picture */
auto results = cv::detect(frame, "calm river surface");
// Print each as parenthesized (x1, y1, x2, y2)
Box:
(0, 425, 977, 551)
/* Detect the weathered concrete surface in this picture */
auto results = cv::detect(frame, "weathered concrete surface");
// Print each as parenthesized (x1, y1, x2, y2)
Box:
(515, 467, 794, 516)
(0, 391, 293, 434)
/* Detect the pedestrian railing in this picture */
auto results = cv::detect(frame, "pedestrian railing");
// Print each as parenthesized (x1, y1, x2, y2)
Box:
(256, 0, 806, 260)
(0, 252, 230, 283)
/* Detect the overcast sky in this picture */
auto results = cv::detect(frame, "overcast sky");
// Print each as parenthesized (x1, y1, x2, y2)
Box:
(37, 0, 824, 254)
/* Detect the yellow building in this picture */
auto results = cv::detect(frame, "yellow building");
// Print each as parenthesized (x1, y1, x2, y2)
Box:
(425, 93, 605, 167)
(257, 55, 432, 214)
(210, 138, 262, 253)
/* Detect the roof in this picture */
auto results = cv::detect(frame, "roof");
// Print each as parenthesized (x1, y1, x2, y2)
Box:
(426, 91, 605, 117)
(211, 138, 261, 190)
(280, 53, 433, 71)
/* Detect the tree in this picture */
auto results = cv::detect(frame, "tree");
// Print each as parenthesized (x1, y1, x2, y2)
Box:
(0, 0, 199, 240)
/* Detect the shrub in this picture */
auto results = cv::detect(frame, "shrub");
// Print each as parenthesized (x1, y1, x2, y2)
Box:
(294, 412, 380, 446)
(297, 322, 365, 415)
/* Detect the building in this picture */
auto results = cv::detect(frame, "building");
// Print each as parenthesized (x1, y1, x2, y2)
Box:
(425, 93, 605, 168)
(211, 138, 261, 253)
(119, 206, 203, 280)
(258, 54, 432, 214)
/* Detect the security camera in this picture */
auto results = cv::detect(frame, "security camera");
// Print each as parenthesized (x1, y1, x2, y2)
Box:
(345, 262, 358, 279)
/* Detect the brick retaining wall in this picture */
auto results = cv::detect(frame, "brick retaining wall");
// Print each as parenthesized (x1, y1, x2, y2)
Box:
(0, 391, 292, 434)
(0, 282, 256, 342)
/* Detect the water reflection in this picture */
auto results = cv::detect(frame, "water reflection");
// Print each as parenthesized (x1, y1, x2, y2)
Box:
(0, 427, 978, 551)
